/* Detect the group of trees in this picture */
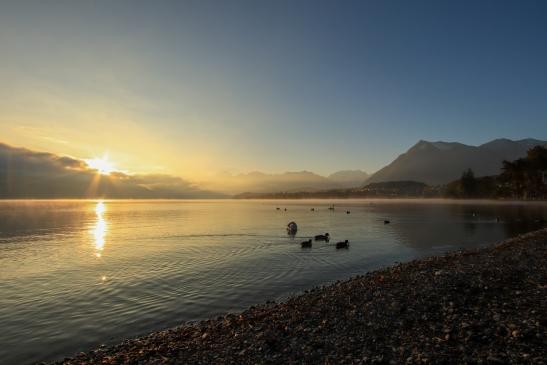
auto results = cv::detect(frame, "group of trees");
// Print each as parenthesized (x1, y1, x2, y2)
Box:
(446, 146, 547, 199)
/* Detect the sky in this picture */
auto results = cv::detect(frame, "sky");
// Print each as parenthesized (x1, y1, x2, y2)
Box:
(1, 0, 547, 181)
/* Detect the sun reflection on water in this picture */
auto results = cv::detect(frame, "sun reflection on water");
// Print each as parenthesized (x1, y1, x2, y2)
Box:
(92, 201, 107, 254)
(93, 218, 106, 251)
(95, 201, 106, 215)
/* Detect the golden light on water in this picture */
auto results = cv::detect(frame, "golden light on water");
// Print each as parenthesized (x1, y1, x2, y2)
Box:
(95, 201, 106, 215)
(92, 201, 107, 254)
(93, 218, 106, 251)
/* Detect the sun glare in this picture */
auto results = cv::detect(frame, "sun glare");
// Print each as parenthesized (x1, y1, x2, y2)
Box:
(95, 201, 106, 215)
(92, 201, 107, 252)
(86, 155, 115, 175)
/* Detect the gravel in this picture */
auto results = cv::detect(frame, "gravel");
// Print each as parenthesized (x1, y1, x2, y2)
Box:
(52, 229, 546, 364)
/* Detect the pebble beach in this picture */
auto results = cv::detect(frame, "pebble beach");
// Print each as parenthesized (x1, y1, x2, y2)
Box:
(53, 229, 546, 364)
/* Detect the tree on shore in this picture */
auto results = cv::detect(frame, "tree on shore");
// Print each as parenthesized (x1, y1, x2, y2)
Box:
(500, 146, 547, 199)
(446, 146, 547, 200)
(460, 168, 478, 197)
(501, 159, 527, 198)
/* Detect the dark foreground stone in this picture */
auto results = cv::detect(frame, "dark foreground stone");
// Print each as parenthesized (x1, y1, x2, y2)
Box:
(54, 229, 546, 364)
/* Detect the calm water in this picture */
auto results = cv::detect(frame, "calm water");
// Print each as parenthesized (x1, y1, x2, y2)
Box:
(1, 199, 546, 364)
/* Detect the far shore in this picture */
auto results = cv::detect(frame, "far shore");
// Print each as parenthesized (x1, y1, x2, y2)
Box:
(1, 197, 547, 203)
(232, 197, 547, 204)
(53, 229, 546, 364)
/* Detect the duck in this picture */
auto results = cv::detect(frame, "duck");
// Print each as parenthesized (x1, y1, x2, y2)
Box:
(276, 207, 280, 210)
(346, 211, 350, 214)
(314, 233, 330, 241)
(328, 205, 335, 211)
(301, 239, 312, 248)
(336, 240, 349, 249)
(310, 208, 315, 211)
(384, 220, 390, 224)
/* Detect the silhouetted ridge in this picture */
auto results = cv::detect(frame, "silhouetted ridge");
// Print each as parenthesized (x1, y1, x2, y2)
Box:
(367, 138, 547, 185)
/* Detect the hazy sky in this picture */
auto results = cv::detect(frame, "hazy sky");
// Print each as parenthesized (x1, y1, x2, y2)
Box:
(1, 0, 546, 180)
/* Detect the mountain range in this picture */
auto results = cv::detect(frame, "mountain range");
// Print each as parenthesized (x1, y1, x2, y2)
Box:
(202, 170, 370, 194)
(366, 138, 547, 185)
(224, 138, 546, 193)
(1, 138, 545, 198)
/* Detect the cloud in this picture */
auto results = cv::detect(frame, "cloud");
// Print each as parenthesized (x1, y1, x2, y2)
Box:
(0, 142, 224, 198)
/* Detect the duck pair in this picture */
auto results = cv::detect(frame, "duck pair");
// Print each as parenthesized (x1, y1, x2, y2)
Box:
(301, 233, 328, 248)
(301, 239, 349, 249)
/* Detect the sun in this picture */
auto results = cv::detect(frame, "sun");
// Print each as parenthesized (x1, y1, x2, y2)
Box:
(85, 155, 115, 175)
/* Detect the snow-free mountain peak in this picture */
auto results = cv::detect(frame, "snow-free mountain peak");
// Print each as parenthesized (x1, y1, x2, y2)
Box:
(367, 138, 547, 185)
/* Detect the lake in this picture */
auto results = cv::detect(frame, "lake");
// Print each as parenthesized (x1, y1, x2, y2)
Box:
(0, 199, 546, 364)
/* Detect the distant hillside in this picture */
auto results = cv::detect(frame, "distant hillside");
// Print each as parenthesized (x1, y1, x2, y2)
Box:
(234, 180, 442, 199)
(204, 170, 369, 194)
(363, 181, 427, 194)
(367, 138, 547, 185)
(327, 170, 369, 188)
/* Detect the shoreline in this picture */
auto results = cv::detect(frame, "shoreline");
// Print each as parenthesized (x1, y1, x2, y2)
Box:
(2, 197, 547, 204)
(53, 229, 546, 364)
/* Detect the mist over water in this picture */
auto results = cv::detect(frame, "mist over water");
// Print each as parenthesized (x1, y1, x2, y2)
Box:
(0, 199, 546, 364)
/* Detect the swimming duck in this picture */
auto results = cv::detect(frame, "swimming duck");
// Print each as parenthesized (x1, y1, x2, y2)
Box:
(314, 233, 330, 241)
(384, 220, 390, 224)
(336, 240, 349, 249)
(301, 239, 312, 248)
